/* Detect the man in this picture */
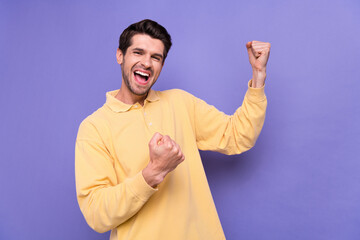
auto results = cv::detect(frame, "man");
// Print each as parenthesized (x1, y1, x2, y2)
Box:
(75, 19, 270, 240)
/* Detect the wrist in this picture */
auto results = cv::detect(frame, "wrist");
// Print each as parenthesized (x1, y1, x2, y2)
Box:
(142, 164, 167, 188)
(251, 69, 266, 88)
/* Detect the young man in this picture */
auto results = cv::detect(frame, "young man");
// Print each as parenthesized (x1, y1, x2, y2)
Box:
(76, 19, 270, 239)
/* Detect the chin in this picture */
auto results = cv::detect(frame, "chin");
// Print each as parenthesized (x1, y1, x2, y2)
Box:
(131, 86, 150, 96)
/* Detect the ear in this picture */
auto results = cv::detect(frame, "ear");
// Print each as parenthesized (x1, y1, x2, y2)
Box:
(116, 48, 123, 65)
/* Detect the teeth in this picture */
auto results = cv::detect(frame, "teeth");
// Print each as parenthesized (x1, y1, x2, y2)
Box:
(135, 71, 149, 77)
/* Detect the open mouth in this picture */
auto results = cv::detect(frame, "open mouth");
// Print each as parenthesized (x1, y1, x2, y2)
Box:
(134, 70, 150, 85)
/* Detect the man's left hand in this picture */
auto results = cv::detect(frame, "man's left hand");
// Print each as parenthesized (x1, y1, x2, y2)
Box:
(246, 40, 271, 88)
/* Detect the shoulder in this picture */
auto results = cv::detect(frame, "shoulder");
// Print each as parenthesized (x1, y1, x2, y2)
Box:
(81, 105, 107, 126)
(77, 105, 109, 141)
(156, 89, 197, 102)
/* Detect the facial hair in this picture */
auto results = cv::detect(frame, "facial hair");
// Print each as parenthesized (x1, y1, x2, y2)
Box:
(121, 60, 157, 97)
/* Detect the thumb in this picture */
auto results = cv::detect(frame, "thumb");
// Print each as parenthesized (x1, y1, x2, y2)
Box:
(149, 132, 163, 146)
(246, 41, 252, 49)
(246, 41, 255, 62)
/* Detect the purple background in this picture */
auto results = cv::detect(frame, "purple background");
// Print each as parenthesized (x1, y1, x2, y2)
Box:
(1, 0, 360, 239)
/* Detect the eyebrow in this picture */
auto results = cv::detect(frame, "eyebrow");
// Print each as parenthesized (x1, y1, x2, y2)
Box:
(132, 48, 163, 59)
(133, 48, 144, 52)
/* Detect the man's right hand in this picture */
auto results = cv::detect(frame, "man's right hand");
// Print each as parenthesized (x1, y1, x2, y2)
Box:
(142, 132, 185, 188)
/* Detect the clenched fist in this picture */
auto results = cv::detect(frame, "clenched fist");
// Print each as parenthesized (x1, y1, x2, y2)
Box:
(246, 41, 271, 88)
(142, 132, 185, 188)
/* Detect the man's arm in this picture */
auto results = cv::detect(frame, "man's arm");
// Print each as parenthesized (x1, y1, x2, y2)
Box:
(191, 83, 267, 154)
(75, 120, 156, 233)
(75, 120, 184, 233)
(192, 40, 270, 154)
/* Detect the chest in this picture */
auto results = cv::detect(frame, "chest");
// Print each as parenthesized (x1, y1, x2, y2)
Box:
(106, 101, 189, 180)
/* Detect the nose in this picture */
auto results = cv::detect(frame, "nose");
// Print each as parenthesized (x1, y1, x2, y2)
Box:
(140, 55, 152, 69)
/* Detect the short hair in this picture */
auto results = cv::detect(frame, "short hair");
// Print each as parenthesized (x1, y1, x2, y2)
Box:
(118, 19, 172, 62)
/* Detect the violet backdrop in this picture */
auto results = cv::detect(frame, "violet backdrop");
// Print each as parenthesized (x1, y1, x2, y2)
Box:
(1, 0, 360, 239)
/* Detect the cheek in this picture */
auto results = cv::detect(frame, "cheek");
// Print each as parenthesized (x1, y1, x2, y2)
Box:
(154, 65, 163, 75)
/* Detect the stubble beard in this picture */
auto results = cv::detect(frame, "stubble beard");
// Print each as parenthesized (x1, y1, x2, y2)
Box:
(121, 65, 157, 97)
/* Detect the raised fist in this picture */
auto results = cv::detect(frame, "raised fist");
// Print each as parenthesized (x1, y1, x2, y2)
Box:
(142, 132, 185, 187)
(246, 40, 271, 87)
(246, 41, 271, 71)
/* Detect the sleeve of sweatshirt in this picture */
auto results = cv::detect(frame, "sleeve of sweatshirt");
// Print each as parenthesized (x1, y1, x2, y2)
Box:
(75, 119, 157, 233)
(193, 80, 267, 155)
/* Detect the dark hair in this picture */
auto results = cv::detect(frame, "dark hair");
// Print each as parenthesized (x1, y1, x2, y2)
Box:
(118, 19, 172, 62)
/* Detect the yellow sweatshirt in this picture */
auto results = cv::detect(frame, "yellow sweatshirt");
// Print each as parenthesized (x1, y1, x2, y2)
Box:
(75, 81, 267, 240)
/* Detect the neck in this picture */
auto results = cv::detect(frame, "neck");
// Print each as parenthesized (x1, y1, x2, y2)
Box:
(115, 85, 147, 106)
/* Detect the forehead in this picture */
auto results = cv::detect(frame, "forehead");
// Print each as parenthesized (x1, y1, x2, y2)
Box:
(129, 34, 165, 54)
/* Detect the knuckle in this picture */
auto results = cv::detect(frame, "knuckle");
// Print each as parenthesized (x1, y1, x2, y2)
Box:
(171, 147, 178, 154)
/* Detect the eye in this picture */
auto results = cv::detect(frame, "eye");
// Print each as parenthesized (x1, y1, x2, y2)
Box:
(152, 56, 160, 61)
(133, 50, 144, 56)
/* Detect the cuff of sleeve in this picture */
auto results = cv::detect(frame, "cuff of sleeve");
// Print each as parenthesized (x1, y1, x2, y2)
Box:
(246, 80, 266, 103)
(126, 172, 158, 202)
